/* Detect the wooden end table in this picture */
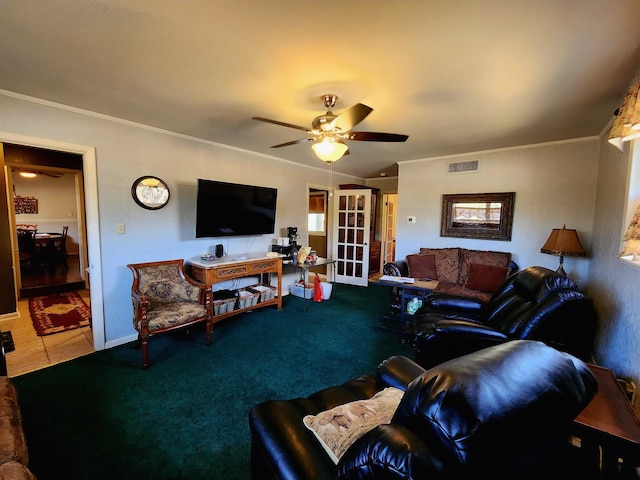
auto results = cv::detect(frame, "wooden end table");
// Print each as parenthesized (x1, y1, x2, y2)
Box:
(368, 274, 439, 340)
(570, 364, 640, 478)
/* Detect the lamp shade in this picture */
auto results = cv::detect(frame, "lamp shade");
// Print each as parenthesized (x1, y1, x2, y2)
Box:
(608, 73, 640, 151)
(311, 137, 348, 163)
(540, 226, 587, 257)
(540, 225, 586, 276)
(619, 202, 640, 258)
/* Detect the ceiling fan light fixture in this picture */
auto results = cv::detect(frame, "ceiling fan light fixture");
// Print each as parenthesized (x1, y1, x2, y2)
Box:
(19, 172, 37, 178)
(311, 137, 348, 163)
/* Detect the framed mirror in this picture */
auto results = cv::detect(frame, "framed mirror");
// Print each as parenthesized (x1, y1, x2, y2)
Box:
(131, 176, 170, 210)
(441, 192, 515, 240)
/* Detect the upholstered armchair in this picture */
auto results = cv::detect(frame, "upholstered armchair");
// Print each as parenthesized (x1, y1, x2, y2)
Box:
(127, 259, 213, 368)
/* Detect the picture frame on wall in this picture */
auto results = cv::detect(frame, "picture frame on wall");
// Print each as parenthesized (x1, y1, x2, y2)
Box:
(441, 192, 515, 241)
(14, 196, 38, 214)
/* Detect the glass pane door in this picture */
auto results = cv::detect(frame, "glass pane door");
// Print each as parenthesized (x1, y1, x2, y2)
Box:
(332, 189, 371, 286)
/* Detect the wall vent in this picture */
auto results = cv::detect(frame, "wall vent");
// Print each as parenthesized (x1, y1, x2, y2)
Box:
(448, 160, 479, 174)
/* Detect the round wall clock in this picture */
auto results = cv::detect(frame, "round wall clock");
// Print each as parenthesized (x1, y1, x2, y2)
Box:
(131, 176, 170, 210)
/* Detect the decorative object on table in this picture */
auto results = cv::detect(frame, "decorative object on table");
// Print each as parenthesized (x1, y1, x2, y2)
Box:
(540, 225, 587, 276)
(14, 195, 38, 214)
(619, 202, 640, 260)
(131, 176, 170, 210)
(252, 94, 408, 164)
(297, 246, 311, 264)
(28, 291, 91, 336)
(608, 73, 640, 151)
(441, 192, 515, 240)
(406, 296, 423, 315)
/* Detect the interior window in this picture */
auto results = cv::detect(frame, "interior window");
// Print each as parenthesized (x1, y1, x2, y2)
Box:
(308, 192, 327, 234)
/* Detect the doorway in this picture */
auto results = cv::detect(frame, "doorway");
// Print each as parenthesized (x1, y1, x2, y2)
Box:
(5, 144, 88, 298)
(308, 188, 329, 275)
(382, 193, 398, 265)
(331, 188, 372, 286)
(0, 132, 104, 352)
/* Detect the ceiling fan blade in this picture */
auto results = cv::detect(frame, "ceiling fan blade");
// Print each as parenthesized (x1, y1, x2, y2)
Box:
(270, 138, 314, 148)
(346, 131, 409, 142)
(252, 117, 310, 132)
(330, 103, 373, 132)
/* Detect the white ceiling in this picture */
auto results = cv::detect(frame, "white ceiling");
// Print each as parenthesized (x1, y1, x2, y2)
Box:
(1, 0, 640, 178)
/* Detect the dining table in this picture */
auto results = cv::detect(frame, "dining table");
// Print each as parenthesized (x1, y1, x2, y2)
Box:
(34, 233, 63, 274)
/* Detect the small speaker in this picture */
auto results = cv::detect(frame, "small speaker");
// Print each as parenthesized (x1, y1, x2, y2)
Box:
(215, 244, 224, 258)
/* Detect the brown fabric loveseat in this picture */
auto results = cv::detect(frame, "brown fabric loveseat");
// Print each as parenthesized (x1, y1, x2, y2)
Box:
(383, 247, 516, 303)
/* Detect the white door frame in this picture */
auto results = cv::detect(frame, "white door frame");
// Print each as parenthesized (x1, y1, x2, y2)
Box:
(381, 193, 398, 265)
(307, 182, 334, 281)
(1, 131, 105, 351)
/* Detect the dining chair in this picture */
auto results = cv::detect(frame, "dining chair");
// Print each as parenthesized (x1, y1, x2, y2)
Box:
(52, 225, 69, 272)
(17, 229, 38, 272)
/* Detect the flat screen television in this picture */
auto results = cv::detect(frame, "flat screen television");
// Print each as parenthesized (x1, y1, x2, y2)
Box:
(195, 179, 278, 237)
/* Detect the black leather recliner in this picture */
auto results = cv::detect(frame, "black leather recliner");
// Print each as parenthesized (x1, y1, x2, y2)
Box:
(412, 266, 597, 369)
(248, 340, 597, 480)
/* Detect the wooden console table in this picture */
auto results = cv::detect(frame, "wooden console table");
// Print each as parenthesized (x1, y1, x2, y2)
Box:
(188, 254, 283, 323)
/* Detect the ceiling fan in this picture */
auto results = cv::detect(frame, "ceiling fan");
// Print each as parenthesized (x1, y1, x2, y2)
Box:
(252, 94, 409, 162)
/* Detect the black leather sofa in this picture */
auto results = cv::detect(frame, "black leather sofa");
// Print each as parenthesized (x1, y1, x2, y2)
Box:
(248, 340, 597, 480)
(412, 266, 597, 369)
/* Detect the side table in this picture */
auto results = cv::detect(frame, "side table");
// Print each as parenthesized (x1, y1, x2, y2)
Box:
(570, 364, 640, 478)
(368, 274, 439, 341)
(283, 257, 336, 311)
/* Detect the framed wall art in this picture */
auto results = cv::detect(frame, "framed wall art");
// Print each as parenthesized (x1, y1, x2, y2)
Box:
(441, 192, 515, 241)
(14, 195, 38, 214)
(131, 176, 170, 210)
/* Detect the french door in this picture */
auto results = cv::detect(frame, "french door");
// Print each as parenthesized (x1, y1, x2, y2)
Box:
(331, 189, 371, 286)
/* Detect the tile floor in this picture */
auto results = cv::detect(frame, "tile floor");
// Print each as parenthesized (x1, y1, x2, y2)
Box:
(0, 289, 94, 377)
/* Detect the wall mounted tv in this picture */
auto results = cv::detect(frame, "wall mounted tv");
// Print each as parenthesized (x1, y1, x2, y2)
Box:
(195, 179, 278, 237)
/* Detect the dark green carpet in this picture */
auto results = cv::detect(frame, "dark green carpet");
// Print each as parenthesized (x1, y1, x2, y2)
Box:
(13, 284, 413, 479)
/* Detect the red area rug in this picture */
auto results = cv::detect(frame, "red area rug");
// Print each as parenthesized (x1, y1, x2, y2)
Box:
(28, 291, 91, 336)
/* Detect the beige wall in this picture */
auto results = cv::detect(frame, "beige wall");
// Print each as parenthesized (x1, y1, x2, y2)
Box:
(396, 139, 599, 287)
(588, 136, 640, 409)
(13, 172, 80, 254)
(4, 90, 640, 397)
(0, 93, 362, 344)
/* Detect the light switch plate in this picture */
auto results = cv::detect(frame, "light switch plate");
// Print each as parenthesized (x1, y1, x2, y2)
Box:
(116, 223, 126, 234)
(407, 216, 416, 224)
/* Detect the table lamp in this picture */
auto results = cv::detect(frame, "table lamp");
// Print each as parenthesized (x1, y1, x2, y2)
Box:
(540, 225, 586, 276)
